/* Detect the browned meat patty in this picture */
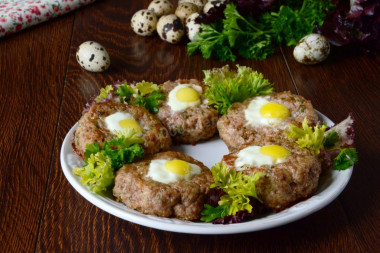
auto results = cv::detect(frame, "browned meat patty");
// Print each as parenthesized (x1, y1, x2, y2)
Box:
(217, 91, 319, 152)
(73, 102, 171, 158)
(157, 79, 218, 144)
(222, 139, 321, 211)
(113, 151, 213, 220)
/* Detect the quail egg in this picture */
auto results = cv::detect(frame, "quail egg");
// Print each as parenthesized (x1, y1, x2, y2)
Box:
(131, 9, 158, 36)
(293, 33, 330, 65)
(203, 0, 226, 14)
(76, 41, 110, 72)
(178, 0, 207, 11)
(148, 0, 174, 17)
(157, 14, 184, 44)
(185, 12, 201, 42)
(175, 2, 198, 23)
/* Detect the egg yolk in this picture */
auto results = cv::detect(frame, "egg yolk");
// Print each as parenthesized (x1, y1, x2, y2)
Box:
(260, 145, 290, 162)
(119, 119, 142, 133)
(260, 102, 290, 119)
(165, 160, 191, 175)
(176, 87, 200, 103)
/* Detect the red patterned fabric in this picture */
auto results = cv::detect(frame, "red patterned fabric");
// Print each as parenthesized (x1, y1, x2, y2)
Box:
(0, 0, 96, 37)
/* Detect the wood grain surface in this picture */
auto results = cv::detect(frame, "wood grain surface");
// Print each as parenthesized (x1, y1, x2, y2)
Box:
(0, 0, 379, 252)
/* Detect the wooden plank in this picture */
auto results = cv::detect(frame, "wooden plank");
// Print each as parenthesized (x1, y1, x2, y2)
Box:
(0, 15, 74, 252)
(282, 46, 380, 253)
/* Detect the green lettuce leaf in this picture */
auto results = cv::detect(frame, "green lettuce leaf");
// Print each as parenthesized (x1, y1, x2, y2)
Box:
(74, 128, 145, 193)
(74, 152, 114, 194)
(95, 85, 114, 102)
(209, 163, 262, 216)
(286, 117, 327, 154)
(203, 65, 274, 114)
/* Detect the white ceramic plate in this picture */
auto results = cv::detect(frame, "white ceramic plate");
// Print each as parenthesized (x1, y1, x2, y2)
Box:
(60, 112, 353, 234)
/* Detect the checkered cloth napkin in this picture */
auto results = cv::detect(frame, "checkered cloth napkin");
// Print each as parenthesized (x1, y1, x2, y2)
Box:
(0, 0, 95, 37)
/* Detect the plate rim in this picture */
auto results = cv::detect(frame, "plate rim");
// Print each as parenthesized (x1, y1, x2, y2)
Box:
(60, 111, 353, 234)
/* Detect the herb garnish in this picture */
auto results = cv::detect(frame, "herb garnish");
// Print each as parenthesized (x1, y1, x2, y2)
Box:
(203, 65, 274, 114)
(74, 128, 145, 193)
(188, 1, 334, 61)
(286, 117, 358, 170)
(201, 163, 262, 222)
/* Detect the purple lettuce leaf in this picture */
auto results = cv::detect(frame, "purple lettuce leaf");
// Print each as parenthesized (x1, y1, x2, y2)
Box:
(314, 0, 380, 56)
(320, 114, 356, 170)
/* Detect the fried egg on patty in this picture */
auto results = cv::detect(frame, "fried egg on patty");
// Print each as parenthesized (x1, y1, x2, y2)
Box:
(147, 159, 202, 184)
(217, 91, 319, 151)
(245, 97, 291, 127)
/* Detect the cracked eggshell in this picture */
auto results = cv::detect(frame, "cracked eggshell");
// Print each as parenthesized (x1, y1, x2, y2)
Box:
(76, 41, 110, 72)
(148, 0, 174, 17)
(186, 12, 201, 42)
(131, 9, 158, 36)
(175, 3, 198, 23)
(157, 14, 184, 44)
(293, 33, 331, 65)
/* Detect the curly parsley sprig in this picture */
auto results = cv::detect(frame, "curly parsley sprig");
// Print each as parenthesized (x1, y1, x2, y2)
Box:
(94, 81, 166, 114)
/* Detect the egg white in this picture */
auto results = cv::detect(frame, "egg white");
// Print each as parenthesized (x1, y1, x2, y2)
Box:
(104, 111, 140, 134)
(244, 97, 290, 127)
(234, 145, 289, 171)
(167, 84, 202, 112)
(147, 159, 202, 184)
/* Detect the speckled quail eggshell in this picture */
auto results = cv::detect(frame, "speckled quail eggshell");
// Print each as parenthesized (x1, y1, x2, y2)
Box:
(148, 0, 174, 17)
(203, 0, 226, 14)
(186, 12, 201, 42)
(293, 33, 330, 65)
(76, 41, 110, 72)
(131, 9, 158, 36)
(175, 3, 198, 23)
(178, 0, 207, 11)
(157, 14, 184, 44)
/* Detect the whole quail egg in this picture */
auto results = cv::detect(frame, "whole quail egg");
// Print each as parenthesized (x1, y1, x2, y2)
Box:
(76, 41, 110, 72)
(148, 0, 174, 17)
(178, 0, 207, 11)
(293, 33, 331, 65)
(186, 12, 201, 42)
(157, 14, 184, 44)
(203, 0, 226, 14)
(131, 9, 158, 36)
(175, 3, 198, 23)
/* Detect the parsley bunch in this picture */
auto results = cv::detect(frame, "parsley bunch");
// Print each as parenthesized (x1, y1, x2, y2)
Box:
(188, 0, 334, 61)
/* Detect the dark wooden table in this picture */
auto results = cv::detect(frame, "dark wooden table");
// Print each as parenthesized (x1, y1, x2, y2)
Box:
(1, 0, 379, 252)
